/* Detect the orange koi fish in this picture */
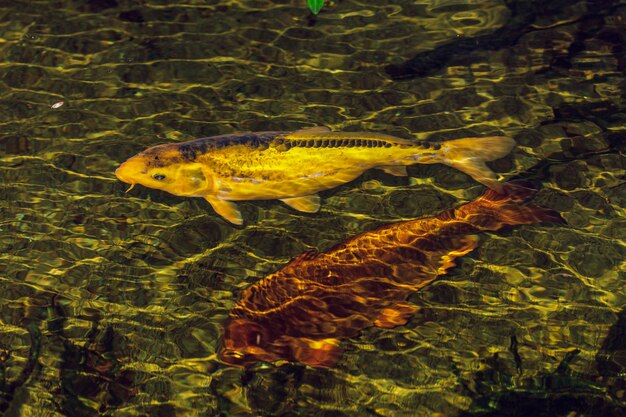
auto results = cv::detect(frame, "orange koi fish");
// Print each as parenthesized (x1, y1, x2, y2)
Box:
(218, 182, 563, 367)
(115, 127, 515, 225)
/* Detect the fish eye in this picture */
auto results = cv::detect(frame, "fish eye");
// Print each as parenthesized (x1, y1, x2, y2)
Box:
(152, 174, 166, 181)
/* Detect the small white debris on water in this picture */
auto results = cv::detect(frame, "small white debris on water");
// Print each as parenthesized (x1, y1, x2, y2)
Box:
(51, 101, 64, 109)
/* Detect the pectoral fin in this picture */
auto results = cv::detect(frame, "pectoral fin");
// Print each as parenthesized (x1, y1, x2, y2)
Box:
(373, 302, 418, 328)
(280, 195, 321, 213)
(204, 196, 243, 225)
(287, 337, 341, 368)
(378, 165, 408, 176)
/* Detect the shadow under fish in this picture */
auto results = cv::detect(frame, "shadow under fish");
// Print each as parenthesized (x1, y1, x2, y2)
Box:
(218, 182, 564, 368)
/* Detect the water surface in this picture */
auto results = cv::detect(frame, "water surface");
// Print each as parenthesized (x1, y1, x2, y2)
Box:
(0, 0, 625, 416)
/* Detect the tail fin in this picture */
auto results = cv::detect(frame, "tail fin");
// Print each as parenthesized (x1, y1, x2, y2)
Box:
(437, 136, 516, 192)
(452, 181, 565, 230)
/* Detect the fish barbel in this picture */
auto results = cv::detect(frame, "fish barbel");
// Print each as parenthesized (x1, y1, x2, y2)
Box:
(218, 182, 564, 368)
(115, 127, 515, 225)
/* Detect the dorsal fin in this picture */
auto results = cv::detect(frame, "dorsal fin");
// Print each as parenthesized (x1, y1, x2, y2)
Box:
(341, 132, 415, 145)
(284, 129, 417, 146)
(288, 127, 331, 137)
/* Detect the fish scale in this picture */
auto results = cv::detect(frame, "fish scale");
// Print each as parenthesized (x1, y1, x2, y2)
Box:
(218, 182, 565, 367)
(115, 126, 516, 225)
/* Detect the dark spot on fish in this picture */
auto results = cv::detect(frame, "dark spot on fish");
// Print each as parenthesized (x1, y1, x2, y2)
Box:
(249, 138, 261, 148)
(178, 140, 210, 161)
(284, 141, 292, 150)
(179, 145, 197, 161)
(307, 140, 315, 148)
(227, 134, 263, 149)
(177, 132, 288, 154)
(432, 143, 441, 150)
(384, 143, 392, 148)
(347, 141, 354, 147)
(422, 142, 430, 149)
(146, 157, 167, 168)
(329, 140, 336, 147)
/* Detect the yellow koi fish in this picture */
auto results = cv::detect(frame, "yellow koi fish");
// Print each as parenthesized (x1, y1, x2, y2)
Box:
(115, 127, 515, 225)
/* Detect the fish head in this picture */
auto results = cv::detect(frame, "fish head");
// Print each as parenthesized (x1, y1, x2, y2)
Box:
(218, 318, 284, 367)
(115, 144, 213, 197)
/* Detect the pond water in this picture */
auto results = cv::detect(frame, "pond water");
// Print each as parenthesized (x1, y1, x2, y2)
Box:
(0, 0, 624, 416)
